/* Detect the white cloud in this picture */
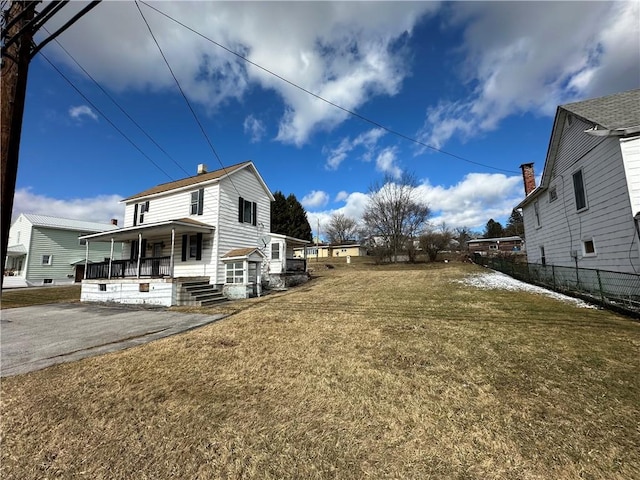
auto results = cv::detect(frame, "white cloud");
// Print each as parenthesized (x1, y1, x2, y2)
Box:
(68, 105, 98, 122)
(12, 188, 124, 225)
(325, 128, 386, 170)
(301, 190, 330, 209)
(243, 114, 266, 143)
(306, 172, 522, 239)
(418, 1, 640, 149)
(48, 2, 436, 146)
(375, 147, 402, 178)
(335, 191, 349, 202)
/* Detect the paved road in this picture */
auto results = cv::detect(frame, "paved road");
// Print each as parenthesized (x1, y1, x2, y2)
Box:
(1, 303, 225, 377)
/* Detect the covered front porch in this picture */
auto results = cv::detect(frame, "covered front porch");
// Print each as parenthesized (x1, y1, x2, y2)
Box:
(79, 219, 215, 307)
(80, 218, 214, 280)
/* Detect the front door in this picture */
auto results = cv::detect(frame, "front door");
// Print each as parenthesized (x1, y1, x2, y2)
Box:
(152, 243, 163, 277)
(75, 264, 85, 283)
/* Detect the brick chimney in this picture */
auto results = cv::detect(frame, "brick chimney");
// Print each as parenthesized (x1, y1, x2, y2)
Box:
(111, 218, 118, 226)
(520, 163, 536, 196)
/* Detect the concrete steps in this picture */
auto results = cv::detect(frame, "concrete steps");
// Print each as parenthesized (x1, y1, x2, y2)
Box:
(176, 279, 227, 307)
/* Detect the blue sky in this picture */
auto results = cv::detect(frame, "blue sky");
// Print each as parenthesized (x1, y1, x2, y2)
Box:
(13, 1, 640, 237)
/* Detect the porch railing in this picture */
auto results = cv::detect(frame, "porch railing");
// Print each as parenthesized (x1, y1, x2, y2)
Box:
(86, 256, 171, 279)
(286, 258, 306, 272)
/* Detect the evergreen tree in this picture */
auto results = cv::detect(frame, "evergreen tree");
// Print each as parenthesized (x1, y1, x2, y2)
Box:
(483, 219, 504, 238)
(270, 191, 313, 241)
(504, 209, 524, 237)
(286, 194, 313, 241)
(270, 191, 288, 235)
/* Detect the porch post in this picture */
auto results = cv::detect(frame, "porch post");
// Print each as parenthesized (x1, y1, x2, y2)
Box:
(108, 238, 114, 279)
(136, 233, 142, 278)
(84, 240, 89, 279)
(170, 228, 175, 277)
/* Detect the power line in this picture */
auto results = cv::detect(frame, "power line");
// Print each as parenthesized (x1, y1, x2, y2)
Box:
(134, 0, 242, 196)
(42, 25, 193, 180)
(39, 51, 174, 181)
(139, 0, 519, 175)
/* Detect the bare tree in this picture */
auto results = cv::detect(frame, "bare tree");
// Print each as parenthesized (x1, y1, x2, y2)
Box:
(419, 224, 453, 262)
(454, 226, 473, 251)
(363, 173, 430, 263)
(325, 213, 359, 244)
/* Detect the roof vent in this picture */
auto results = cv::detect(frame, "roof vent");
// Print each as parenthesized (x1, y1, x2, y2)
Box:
(197, 164, 208, 175)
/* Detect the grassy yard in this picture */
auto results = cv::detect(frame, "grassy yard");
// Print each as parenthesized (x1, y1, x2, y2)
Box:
(1, 285, 81, 309)
(1, 262, 638, 479)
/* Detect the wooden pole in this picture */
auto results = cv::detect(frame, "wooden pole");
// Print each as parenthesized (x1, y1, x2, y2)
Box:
(1, 1, 38, 288)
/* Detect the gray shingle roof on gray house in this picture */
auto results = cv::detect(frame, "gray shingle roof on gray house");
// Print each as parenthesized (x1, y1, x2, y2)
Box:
(561, 88, 640, 130)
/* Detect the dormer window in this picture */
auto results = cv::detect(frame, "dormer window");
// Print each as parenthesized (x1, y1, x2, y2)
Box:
(191, 188, 204, 216)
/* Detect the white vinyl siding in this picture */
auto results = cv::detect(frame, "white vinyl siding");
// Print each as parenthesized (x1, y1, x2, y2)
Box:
(621, 136, 640, 217)
(215, 167, 271, 284)
(522, 116, 639, 272)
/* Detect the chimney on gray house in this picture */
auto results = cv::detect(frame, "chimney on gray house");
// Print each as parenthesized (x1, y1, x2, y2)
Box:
(197, 163, 208, 175)
(110, 218, 118, 226)
(520, 163, 536, 196)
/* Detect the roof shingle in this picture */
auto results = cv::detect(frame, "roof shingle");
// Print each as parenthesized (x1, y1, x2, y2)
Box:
(561, 88, 640, 130)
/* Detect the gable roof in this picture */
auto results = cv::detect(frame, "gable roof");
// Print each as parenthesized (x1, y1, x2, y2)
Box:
(122, 161, 274, 202)
(517, 89, 640, 209)
(561, 89, 640, 130)
(18, 213, 118, 233)
(222, 247, 265, 259)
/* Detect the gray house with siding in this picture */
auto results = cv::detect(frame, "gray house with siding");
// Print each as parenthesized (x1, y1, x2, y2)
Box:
(516, 89, 640, 274)
(80, 161, 309, 306)
(4, 213, 120, 287)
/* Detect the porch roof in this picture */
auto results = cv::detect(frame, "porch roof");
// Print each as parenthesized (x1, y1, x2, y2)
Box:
(6, 244, 27, 256)
(222, 247, 265, 261)
(79, 218, 214, 243)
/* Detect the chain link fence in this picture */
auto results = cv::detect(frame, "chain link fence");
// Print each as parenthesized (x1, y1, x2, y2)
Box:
(475, 256, 640, 317)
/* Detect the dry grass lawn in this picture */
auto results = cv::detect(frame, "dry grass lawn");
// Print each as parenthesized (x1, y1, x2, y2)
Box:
(1, 285, 81, 309)
(1, 262, 639, 479)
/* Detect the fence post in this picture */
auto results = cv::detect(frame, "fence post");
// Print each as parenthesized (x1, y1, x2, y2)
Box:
(552, 265, 556, 290)
(596, 269, 604, 304)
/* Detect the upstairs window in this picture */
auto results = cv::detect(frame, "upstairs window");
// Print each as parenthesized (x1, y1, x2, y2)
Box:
(190, 188, 204, 216)
(238, 197, 257, 226)
(78, 233, 89, 246)
(534, 201, 541, 227)
(573, 169, 587, 211)
(42, 254, 53, 265)
(133, 201, 149, 226)
(548, 186, 557, 203)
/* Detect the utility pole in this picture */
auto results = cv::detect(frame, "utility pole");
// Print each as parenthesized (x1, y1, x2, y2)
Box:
(1, 0, 101, 288)
(1, 0, 37, 288)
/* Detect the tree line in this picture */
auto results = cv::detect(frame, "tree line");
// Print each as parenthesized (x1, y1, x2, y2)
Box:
(270, 173, 524, 263)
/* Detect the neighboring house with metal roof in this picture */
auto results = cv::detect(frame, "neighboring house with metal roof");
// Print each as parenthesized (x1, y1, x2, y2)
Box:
(516, 88, 640, 273)
(4, 213, 120, 287)
(80, 161, 310, 305)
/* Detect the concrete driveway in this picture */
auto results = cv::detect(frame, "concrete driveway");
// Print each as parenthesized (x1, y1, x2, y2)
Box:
(1, 303, 225, 377)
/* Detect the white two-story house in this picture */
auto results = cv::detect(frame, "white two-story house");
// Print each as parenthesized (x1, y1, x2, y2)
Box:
(80, 161, 309, 306)
(516, 89, 640, 274)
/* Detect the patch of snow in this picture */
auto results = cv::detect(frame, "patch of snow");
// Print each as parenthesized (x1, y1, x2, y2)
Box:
(457, 271, 598, 309)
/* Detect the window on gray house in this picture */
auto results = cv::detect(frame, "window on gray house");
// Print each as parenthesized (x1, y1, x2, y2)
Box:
(583, 239, 597, 257)
(549, 186, 557, 202)
(573, 170, 587, 211)
(540, 246, 546, 266)
(271, 243, 280, 260)
(534, 201, 541, 227)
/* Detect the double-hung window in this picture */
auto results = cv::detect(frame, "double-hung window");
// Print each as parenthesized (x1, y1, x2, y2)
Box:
(238, 197, 257, 226)
(133, 201, 149, 226)
(573, 169, 587, 211)
(190, 188, 204, 216)
(271, 243, 280, 260)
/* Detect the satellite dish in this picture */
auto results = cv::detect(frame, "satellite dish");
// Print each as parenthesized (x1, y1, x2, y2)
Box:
(258, 235, 271, 248)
